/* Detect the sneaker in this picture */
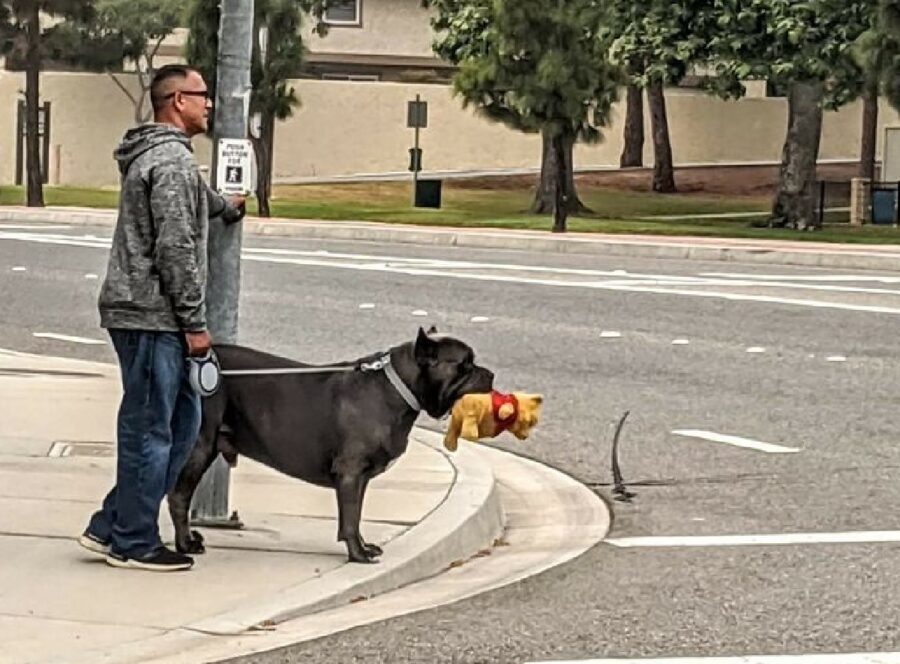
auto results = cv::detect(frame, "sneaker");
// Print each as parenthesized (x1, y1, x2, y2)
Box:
(78, 532, 110, 557)
(106, 546, 194, 572)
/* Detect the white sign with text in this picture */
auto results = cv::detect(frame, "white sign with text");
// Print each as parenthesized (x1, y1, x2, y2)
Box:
(216, 138, 253, 195)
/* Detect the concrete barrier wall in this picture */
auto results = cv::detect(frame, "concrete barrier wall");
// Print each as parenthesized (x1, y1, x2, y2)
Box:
(2, 71, 898, 188)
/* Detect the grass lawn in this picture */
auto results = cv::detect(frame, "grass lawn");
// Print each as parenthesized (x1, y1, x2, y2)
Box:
(3, 179, 899, 245)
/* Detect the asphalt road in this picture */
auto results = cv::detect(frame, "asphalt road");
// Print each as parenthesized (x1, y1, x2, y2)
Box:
(3, 222, 900, 663)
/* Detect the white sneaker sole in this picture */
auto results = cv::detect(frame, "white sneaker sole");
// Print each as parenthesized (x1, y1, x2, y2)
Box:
(105, 554, 193, 572)
(78, 534, 109, 557)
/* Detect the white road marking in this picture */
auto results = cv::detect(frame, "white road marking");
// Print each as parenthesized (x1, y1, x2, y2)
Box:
(0, 224, 71, 231)
(11, 266, 26, 272)
(528, 652, 900, 663)
(358, 303, 375, 309)
(411, 309, 428, 317)
(672, 339, 690, 345)
(32, 332, 105, 345)
(470, 316, 490, 323)
(84, 273, 99, 280)
(671, 429, 800, 454)
(607, 531, 900, 548)
(599, 331, 621, 338)
(8, 231, 900, 316)
(746, 347, 766, 353)
(703, 271, 900, 283)
(826, 355, 847, 362)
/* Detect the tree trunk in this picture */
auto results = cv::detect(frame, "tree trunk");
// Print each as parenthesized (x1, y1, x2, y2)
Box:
(620, 85, 644, 168)
(532, 128, 589, 214)
(770, 80, 825, 230)
(552, 132, 568, 233)
(860, 84, 878, 182)
(647, 80, 676, 193)
(252, 112, 275, 218)
(25, 3, 44, 207)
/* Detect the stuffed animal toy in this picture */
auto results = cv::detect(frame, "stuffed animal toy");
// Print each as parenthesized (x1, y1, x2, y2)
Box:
(443, 390, 543, 451)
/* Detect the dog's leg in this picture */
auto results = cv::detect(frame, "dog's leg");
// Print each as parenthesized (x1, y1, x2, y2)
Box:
(357, 478, 382, 557)
(333, 460, 378, 563)
(168, 405, 222, 554)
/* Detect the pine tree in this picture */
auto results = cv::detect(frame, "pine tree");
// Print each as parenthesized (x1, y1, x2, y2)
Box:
(430, 0, 622, 232)
(0, 0, 97, 206)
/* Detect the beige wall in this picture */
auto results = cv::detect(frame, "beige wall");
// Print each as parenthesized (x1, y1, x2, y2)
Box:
(3, 71, 900, 188)
(0, 71, 212, 188)
(305, 0, 436, 58)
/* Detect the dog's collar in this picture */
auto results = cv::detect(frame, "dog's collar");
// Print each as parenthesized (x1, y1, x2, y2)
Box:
(360, 354, 421, 412)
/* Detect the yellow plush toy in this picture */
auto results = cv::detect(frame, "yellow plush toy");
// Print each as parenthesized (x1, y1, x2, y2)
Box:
(443, 390, 544, 452)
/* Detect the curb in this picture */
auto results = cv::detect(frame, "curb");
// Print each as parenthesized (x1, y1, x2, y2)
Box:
(184, 428, 503, 637)
(76, 438, 610, 664)
(3, 206, 900, 271)
(43, 429, 503, 664)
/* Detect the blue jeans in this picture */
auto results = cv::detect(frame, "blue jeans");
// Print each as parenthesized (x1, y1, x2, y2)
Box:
(85, 330, 201, 558)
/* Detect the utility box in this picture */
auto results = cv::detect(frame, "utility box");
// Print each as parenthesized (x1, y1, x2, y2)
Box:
(871, 185, 898, 225)
(414, 179, 442, 208)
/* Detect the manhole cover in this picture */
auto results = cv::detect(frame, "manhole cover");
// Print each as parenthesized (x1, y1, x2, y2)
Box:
(48, 441, 114, 458)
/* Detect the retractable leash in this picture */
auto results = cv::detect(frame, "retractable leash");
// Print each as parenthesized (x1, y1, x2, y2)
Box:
(186, 350, 422, 412)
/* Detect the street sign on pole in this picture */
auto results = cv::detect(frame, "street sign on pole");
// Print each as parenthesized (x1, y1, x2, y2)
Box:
(191, 0, 254, 527)
(407, 95, 427, 205)
(216, 138, 253, 195)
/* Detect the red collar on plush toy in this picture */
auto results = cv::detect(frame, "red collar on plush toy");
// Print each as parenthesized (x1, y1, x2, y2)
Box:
(491, 390, 519, 435)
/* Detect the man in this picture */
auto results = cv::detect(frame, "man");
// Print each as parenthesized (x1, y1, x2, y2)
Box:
(80, 64, 245, 572)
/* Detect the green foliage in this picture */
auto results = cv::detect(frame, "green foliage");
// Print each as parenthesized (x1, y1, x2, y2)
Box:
(429, 0, 622, 142)
(708, 0, 875, 109)
(861, 0, 900, 109)
(605, 0, 717, 87)
(0, 0, 98, 66)
(186, 0, 330, 123)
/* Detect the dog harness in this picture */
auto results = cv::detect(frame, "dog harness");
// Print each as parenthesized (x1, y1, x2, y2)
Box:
(491, 390, 519, 435)
(187, 350, 422, 412)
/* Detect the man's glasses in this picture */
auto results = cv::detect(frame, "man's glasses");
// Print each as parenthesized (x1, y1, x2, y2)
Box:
(161, 90, 211, 101)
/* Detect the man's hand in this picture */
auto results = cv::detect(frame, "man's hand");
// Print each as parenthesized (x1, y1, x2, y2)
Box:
(227, 195, 246, 209)
(185, 330, 212, 357)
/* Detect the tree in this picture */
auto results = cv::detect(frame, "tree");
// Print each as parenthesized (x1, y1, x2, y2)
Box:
(430, 0, 622, 231)
(0, 0, 96, 207)
(607, 1, 716, 193)
(710, 0, 873, 230)
(49, 0, 184, 124)
(856, 0, 894, 181)
(187, 0, 315, 217)
(854, 22, 883, 181)
(872, 0, 900, 110)
(619, 84, 644, 168)
(92, 0, 185, 124)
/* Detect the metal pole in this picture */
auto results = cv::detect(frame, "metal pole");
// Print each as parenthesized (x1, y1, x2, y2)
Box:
(191, 0, 254, 526)
(412, 94, 420, 206)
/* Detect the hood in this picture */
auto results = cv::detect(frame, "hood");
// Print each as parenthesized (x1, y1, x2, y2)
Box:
(114, 124, 193, 175)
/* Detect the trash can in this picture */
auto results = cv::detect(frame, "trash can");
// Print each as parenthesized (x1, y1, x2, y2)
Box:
(871, 187, 897, 225)
(414, 179, 442, 209)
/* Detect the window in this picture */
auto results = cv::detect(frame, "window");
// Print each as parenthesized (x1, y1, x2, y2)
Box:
(322, 73, 380, 82)
(325, 0, 360, 25)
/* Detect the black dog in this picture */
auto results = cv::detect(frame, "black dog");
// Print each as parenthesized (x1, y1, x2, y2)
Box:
(167, 328, 494, 563)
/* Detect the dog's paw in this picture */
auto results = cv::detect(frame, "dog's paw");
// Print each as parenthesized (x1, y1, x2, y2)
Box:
(177, 530, 206, 555)
(363, 542, 383, 557)
(347, 544, 380, 564)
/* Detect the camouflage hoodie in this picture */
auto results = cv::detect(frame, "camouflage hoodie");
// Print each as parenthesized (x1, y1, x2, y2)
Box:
(99, 124, 232, 332)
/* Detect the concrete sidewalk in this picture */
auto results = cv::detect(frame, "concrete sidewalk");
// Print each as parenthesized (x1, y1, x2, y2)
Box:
(0, 349, 504, 664)
(2, 205, 900, 271)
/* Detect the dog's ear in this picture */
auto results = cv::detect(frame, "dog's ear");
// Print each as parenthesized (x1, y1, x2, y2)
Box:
(415, 327, 439, 365)
(426, 325, 438, 335)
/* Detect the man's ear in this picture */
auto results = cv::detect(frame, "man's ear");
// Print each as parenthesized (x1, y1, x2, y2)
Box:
(415, 327, 438, 365)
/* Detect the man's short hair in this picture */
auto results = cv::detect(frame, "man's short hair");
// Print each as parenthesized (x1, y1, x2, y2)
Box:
(150, 64, 200, 113)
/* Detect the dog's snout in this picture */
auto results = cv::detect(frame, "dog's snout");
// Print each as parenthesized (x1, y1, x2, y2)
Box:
(478, 367, 494, 391)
